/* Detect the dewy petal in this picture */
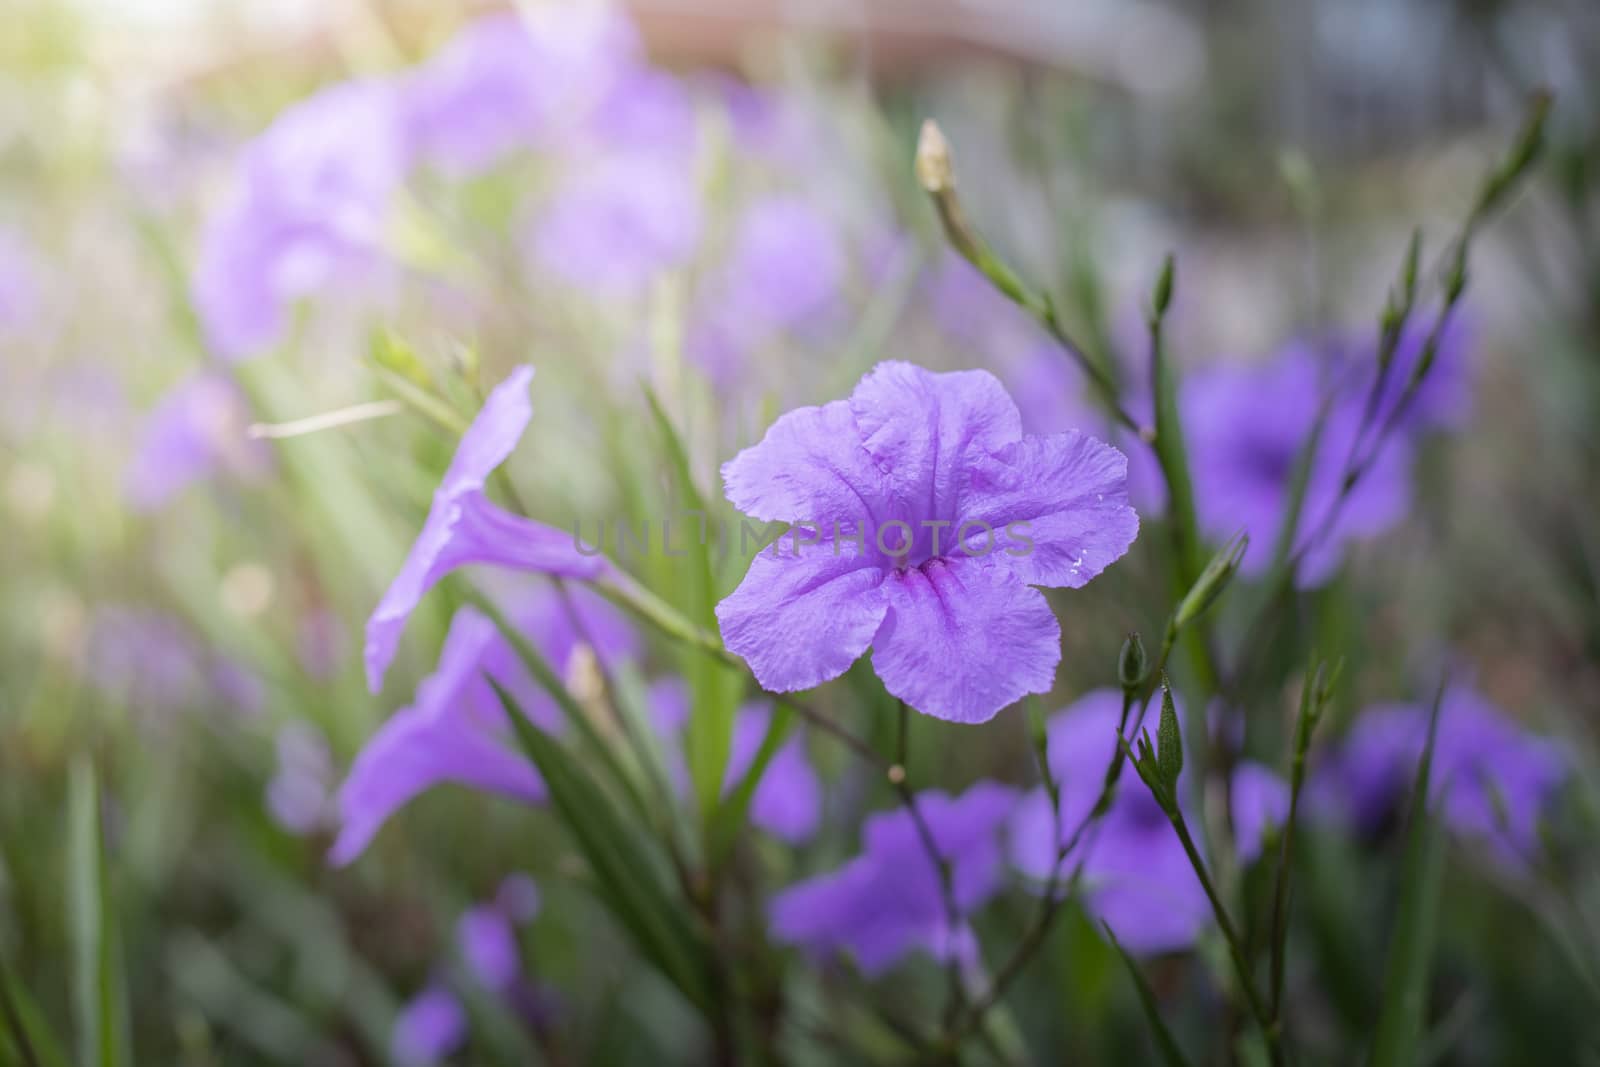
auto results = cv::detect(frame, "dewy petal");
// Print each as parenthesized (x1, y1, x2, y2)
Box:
(715, 538, 888, 693)
(720, 397, 889, 526)
(847, 361, 1023, 526)
(958, 430, 1140, 588)
(869, 556, 1059, 724)
(333, 608, 544, 865)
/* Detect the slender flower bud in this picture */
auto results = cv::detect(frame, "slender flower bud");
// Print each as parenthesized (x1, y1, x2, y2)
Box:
(1174, 532, 1248, 630)
(1151, 254, 1175, 320)
(915, 119, 983, 266)
(1118, 632, 1148, 692)
(1156, 676, 1183, 790)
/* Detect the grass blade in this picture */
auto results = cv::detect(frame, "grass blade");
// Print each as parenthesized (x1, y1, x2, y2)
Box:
(489, 679, 715, 1014)
(1370, 686, 1449, 1067)
(67, 758, 128, 1067)
(1105, 925, 1195, 1067)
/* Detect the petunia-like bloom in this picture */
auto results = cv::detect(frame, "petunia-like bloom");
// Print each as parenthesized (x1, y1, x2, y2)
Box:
(649, 681, 823, 844)
(392, 986, 467, 1067)
(123, 371, 272, 511)
(364, 365, 609, 693)
(716, 361, 1139, 724)
(1184, 343, 1413, 586)
(770, 782, 1016, 975)
(402, 7, 641, 175)
(1309, 685, 1567, 866)
(1009, 690, 1288, 955)
(193, 79, 407, 360)
(334, 585, 635, 865)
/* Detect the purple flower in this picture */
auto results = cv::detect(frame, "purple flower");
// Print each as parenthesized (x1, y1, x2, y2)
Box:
(716, 361, 1139, 723)
(770, 782, 1016, 975)
(1184, 343, 1413, 585)
(459, 906, 522, 993)
(1009, 690, 1287, 955)
(1340, 314, 1474, 434)
(335, 586, 635, 865)
(403, 8, 641, 174)
(193, 79, 407, 360)
(459, 874, 542, 992)
(0, 229, 40, 338)
(364, 366, 609, 693)
(1311, 685, 1567, 865)
(530, 152, 701, 295)
(392, 986, 466, 1066)
(123, 371, 271, 511)
(648, 682, 822, 844)
(266, 722, 335, 835)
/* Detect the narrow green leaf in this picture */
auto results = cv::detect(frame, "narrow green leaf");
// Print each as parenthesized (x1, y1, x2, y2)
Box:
(67, 758, 128, 1067)
(0, 948, 71, 1067)
(1105, 925, 1195, 1067)
(490, 679, 715, 1013)
(642, 386, 739, 821)
(1370, 688, 1449, 1067)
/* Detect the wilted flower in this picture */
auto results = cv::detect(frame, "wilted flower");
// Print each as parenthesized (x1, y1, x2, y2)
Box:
(123, 371, 271, 511)
(717, 361, 1139, 723)
(193, 79, 408, 360)
(1310, 684, 1567, 865)
(770, 782, 1016, 975)
(392, 986, 466, 1067)
(335, 585, 634, 865)
(364, 365, 609, 693)
(1009, 690, 1287, 954)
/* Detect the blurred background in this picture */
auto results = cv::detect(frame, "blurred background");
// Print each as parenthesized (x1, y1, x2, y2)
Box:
(1, 0, 1598, 1063)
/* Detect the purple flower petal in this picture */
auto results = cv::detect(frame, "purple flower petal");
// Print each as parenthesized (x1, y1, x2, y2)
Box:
(332, 608, 545, 865)
(728, 705, 822, 844)
(715, 539, 889, 694)
(393, 986, 466, 1067)
(459, 905, 522, 992)
(364, 366, 608, 692)
(870, 558, 1059, 724)
(958, 430, 1141, 588)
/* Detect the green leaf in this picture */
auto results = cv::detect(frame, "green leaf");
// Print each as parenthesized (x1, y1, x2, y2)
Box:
(1370, 688, 1449, 1067)
(0, 949, 72, 1067)
(1105, 925, 1195, 1067)
(490, 679, 715, 1014)
(642, 386, 740, 822)
(67, 758, 128, 1067)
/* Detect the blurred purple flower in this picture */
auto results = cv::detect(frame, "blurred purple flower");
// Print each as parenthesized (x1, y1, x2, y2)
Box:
(193, 79, 407, 360)
(459, 873, 542, 992)
(0, 229, 40, 337)
(459, 905, 522, 993)
(1310, 685, 1567, 865)
(364, 365, 609, 693)
(1009, 690, 1287, 955)
(648, 682, 822, 844)
(266, 721, 335, 835)
(716, 361, 1139, 723)
(1343, 313, 1475, 433)
(393, 986, 466, 1067)
(403, 7, 641, 174)
(335, 585, 634, 865)
(83, 607, 208, 716)
(770, 782, 1016, 975)
(530, 152, 701, 295)
(123, 371, 271, 511)
(1184, 343, 1413, 586)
